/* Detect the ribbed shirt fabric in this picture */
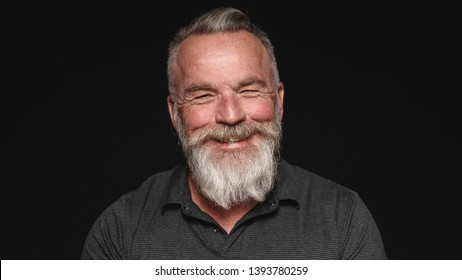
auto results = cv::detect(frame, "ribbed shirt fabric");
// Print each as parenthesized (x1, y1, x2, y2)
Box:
(81, 159, 387, 259)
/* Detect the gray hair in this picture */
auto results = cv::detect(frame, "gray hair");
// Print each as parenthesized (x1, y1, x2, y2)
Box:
(167, 7, 280, 103)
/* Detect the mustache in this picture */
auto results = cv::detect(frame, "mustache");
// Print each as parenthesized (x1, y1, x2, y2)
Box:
(187, 122, 279, 147)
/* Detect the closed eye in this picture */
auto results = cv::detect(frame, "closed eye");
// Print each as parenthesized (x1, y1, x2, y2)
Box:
(195, 93, 213, 99)
(239, 89, 268, 97)
(189, 92, 216, 104)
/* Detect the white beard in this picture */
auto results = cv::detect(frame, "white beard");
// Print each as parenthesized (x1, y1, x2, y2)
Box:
(175, 110, 282, 209)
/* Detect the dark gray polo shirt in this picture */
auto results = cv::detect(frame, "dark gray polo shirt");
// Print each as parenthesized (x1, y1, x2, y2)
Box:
(81, 159, 387, 259)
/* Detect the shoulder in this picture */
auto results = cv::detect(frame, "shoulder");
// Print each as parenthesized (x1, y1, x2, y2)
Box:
(278, 159, 359, 208)
(81, 164, 187, 259)
(117, 164, 187, 215)
(278, 159, 387, 259)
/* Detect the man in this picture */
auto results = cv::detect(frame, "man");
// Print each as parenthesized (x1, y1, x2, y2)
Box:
(81, 7, 387, 259)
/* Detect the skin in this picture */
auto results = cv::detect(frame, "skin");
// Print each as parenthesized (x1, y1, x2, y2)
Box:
(167, 30, 284, 233)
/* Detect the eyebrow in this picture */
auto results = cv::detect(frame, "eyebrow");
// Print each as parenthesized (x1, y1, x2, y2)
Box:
(238, 77, 268, 89)
(184, 83, 215, 94)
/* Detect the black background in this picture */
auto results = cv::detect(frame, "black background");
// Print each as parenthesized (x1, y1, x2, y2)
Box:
(4, 0, 461, 259)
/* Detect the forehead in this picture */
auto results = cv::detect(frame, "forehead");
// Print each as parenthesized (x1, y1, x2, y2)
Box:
(178, 30, 266, 57)
(174, 31, 272, 89)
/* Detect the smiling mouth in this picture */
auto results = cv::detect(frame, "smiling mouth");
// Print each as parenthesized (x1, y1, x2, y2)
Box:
(216, 136, 246, 144)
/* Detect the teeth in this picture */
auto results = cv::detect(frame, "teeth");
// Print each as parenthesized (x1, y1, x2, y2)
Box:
(216, 136, 246, 143)
(227, 137, 240, 142)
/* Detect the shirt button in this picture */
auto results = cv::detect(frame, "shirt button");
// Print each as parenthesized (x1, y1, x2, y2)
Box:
(213, 228, 219, 233)
(269, 201, 276, 207)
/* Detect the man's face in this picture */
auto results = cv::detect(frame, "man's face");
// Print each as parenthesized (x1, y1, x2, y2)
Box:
(167, 30, 284, 209)
(168, 30, 284, 156)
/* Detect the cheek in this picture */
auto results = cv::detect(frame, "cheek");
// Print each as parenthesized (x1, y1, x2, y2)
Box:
(180, 106, 214, 131)
(244, 99, 276, 122)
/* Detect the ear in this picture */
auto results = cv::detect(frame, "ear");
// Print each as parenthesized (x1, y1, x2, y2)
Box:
(167, 96, 178, 131)
(276, 82, 285, 120)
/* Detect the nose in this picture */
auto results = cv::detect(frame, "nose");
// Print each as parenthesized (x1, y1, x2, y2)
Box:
(215, 93, 246, 125)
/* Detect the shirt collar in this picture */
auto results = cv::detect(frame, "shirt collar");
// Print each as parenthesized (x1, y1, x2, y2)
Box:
(274, 159, 309, 204)
(160, 163, 189, 215)
(272, 159, 301, 209)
